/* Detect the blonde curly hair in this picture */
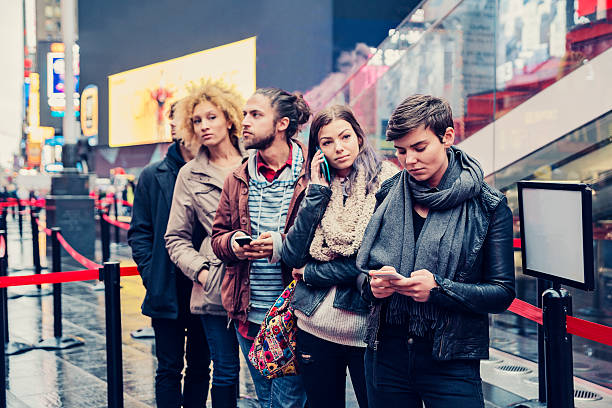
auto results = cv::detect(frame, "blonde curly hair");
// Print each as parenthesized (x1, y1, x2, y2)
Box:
(175, 78, 244, 153)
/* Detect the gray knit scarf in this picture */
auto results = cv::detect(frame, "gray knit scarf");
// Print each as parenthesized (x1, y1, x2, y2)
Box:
(356, 147, 484, 334)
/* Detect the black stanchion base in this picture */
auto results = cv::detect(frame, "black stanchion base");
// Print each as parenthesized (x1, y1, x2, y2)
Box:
(6, 291, 23, 300)
(16, 286, 53, 297)
(130, 327, 154, 339)
(510, 399, 547, 408)
(36, 336, 85, 350)
(90, 281, 105, 291)
(5, 341, 35, 355)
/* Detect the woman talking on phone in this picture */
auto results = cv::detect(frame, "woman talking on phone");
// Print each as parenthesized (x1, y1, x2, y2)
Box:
(281, 105, 398, 408)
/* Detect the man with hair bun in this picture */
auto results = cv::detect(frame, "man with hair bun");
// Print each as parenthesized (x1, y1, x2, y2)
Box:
(212, 88, 310, 408)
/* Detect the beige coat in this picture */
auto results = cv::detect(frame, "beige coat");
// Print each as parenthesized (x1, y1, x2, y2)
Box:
(165, 147, 243, 315)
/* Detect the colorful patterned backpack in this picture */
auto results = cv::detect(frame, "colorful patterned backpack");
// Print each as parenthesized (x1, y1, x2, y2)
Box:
(248, 280, 298, 379)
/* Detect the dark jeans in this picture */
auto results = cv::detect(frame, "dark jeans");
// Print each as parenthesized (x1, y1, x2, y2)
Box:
(152, 310, 211, 408)
(200, 314, 240, 387)
(296, 329, 368, 408)
(364, 334, 484, 408)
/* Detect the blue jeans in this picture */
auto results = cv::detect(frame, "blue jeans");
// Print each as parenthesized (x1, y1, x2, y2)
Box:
(201, 315, 240, 387)
(364, 334, 484, 408)
(235, 323, 307, 408)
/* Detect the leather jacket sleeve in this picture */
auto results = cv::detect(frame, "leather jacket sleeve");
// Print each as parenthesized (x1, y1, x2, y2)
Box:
(281, 184, 331, 269)
(303, 256, 363, 288)
(429, 200, 516, 314)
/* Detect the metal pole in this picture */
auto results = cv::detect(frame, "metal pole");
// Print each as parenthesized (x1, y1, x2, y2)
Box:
(113, 197, 120, 246)
(0, 251, 6, 408)
(51, 227, 62, 338)
(536, 278, 551, 403)
(543, 287, 574, 408)
(100, 209, 111, 262)
(17, 202, 23, 240)
(103, 261, 124, 408)
(1, 233, 8, 344)
(31, 209, 42, 284)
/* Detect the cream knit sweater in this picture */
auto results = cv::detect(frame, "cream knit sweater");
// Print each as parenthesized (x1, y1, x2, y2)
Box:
(296, 161, 399, 346)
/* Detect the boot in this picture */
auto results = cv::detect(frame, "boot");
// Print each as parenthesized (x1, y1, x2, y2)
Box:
(211, 384, 238, 408)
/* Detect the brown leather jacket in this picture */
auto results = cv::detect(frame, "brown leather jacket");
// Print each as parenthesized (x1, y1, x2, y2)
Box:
(211, 141, 307, 322)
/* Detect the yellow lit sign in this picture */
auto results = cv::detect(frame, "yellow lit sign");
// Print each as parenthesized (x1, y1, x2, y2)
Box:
(28, 73, 40, 128)
(108, 37, 256, 147)
(81, 85, 98, 137)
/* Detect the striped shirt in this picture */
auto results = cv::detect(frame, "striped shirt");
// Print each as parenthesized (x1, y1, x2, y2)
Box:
(246, 142, 303, 324)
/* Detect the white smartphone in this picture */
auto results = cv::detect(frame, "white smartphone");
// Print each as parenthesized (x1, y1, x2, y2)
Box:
(369, 270, 404, 280)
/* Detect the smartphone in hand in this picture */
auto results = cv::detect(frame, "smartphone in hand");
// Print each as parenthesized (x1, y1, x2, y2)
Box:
(369, 269, 404, 280)
(317, 148, 332, 183)
(235, 236, 253, 246)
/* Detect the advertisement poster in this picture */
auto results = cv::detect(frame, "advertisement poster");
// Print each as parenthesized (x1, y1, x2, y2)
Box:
(108, 37, 256, 147)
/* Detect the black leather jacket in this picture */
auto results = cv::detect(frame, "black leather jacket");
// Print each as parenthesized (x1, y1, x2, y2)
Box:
(360, 173, 516, 360)
(281, 184, 369, 317)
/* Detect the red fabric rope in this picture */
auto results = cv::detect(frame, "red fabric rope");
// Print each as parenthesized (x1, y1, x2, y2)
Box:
(0, 265, 140, 288)
(513, 238, 521, 248)
(507, 298, 543, 325)
(506, 298, 612, 347)
(102, 213, 130, 230)
(567, 316, 612, 347)
(35, 217, 52, 236)
(56, 233, 102, 269)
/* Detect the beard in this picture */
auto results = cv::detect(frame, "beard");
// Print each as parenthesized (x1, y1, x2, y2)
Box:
(244, 129, 275, 150)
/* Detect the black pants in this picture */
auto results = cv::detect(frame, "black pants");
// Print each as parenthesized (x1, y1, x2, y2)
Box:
(296, 328, 368, 408)
(364, 334, 484, 408)
(151, 278, 211, 408)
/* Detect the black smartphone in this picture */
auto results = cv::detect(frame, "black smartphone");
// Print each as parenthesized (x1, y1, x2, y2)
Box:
(317, 148, 332, 182)
(235, 236, 253, 246)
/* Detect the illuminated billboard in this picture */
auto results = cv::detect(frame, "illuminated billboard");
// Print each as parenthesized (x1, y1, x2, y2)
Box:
(108, 37, 256, 147)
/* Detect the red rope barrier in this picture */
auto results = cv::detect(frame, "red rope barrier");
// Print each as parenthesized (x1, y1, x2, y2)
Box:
(35, 217, 52, 236)
(0, 265, 139, 288)
(567, 316, 612, 347)
(506, 298, 612, 347)
(56, 233, 102, 269)
(102, 213, 130, 230)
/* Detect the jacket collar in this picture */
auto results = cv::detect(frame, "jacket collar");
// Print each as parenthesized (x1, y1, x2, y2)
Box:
(233, 139, 308, 188)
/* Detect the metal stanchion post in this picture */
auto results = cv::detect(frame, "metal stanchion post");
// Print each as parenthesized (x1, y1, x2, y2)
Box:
(1, 230, 33, 356)
(536, 279, 550, 403)
(92, 209, 112, 292)
(102, 261, 124, 408)
(113, 198, 120, 247)
(21, 210, 51, 297)
(0, 254, 6, 408)
(543, 286, 574, 408)
(101, 209, 111, 263)
(17, 202, 23, 240)
(36, 227, 84, 350)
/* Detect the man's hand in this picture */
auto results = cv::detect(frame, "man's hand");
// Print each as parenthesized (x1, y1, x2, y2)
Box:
(231, 232, 251, 260)
(233, 231, 275, 260)
(390, 269, 438, 302)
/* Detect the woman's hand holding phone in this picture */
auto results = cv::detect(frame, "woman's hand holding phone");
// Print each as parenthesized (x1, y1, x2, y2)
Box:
(310, 148, 330, 187)
(369, 266, 402, 299)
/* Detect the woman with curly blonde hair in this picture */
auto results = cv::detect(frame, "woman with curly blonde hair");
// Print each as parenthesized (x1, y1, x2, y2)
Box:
(165, 79, 246, 408)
